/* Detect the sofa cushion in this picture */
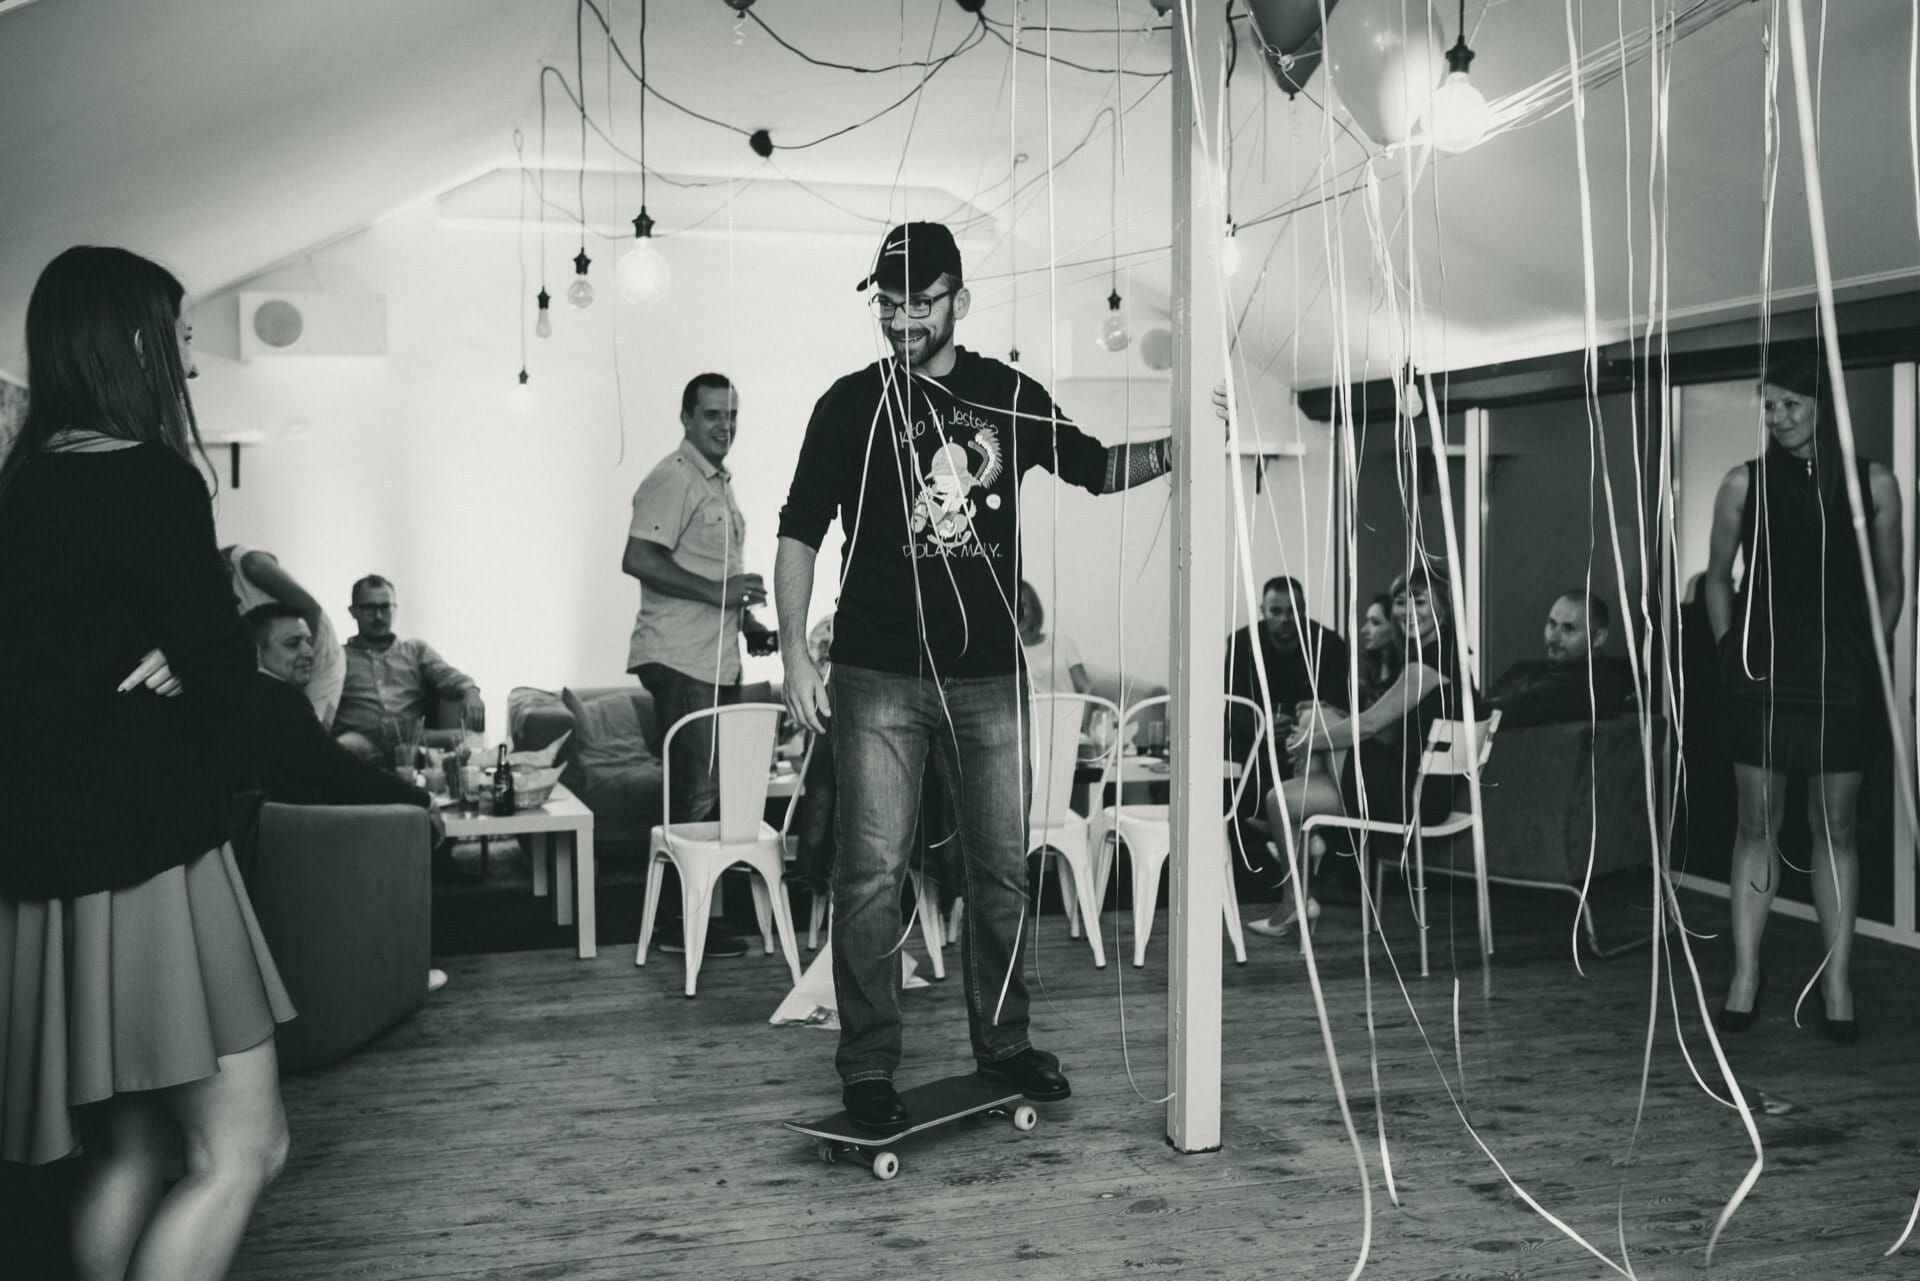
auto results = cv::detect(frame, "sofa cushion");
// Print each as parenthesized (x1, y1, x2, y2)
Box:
(562, 685, 653, 780)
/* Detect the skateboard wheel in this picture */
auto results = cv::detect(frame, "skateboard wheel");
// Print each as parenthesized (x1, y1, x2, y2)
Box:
(1012, 1104, 1038, 1132)
(871, 1151, 900, 1181)
(816, 1140, 838, 1165)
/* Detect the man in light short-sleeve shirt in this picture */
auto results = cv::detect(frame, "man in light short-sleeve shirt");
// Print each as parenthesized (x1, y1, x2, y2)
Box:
(622, 373, 775, 821)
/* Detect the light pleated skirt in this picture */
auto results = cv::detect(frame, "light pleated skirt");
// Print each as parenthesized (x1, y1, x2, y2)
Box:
(0, 845, 296, 1166)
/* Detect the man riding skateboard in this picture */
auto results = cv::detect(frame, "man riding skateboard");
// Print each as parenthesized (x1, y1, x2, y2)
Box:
(775, 221, 1179, 1131)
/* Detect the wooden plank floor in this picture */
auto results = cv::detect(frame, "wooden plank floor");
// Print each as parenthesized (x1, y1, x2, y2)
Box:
(231, 880, 1920, 1280)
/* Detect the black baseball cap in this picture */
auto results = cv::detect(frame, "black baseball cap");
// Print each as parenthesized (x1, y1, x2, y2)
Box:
(855, 221, 963, 293)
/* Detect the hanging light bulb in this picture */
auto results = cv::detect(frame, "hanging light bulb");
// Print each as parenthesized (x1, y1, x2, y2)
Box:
(567, 248, 595, 309)
(1424, 4, 1494, 154)
(534, 288, 553, 339)
(1397, 365, 1426, 419)
(508, 369, 534, 415)
(1096, 289, 1130, 352)
(616, 210, 673, 304)
(1220, 223, 1243, 278)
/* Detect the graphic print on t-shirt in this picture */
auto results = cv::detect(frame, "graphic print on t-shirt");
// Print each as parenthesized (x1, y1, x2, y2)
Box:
(906, 404, 1003, 555)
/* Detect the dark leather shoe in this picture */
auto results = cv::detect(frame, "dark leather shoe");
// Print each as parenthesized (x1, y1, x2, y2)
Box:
(842, 1080, 909, 1132)
(977, 1047, 1071, 1102)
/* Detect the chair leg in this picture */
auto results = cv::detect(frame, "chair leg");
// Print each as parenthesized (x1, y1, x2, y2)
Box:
(681, 875, 719, 998)
(759, 867, 804, 985)
(1057, 854, 1082, 938)
(1092, 834, 1114, 915)
(749, 873, 775, 955)
(1065, 839, 1107, 970)
(916, 876, 946, 981)
(809, 894, 829, 950)
(636, 849, 667, 966)
(1131, 840, 1163, 969)
(1221, 848, 1247, 965)
(1414, 829, 1429, 980)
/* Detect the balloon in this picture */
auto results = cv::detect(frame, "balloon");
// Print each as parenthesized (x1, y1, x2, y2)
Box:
(1245, 0, 1342, 96)
(1321, 0, 1446, 148)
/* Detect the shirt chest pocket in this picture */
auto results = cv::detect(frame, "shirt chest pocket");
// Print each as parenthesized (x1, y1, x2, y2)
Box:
(684, 507, 738, 560)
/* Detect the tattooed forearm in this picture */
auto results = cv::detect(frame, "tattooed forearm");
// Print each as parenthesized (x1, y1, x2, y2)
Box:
(1101, 437, 1173, 493)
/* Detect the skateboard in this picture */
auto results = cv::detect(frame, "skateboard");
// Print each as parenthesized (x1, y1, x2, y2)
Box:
(783, 1073, 1041, 1181)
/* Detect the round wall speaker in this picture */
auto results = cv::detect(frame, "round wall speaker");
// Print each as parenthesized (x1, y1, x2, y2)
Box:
(1139, 326, 1174, 371)
(252, 299, 305, 349)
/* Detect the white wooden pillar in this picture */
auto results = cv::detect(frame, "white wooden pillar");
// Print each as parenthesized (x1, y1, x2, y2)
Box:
(1166, 0, 1229, 1154)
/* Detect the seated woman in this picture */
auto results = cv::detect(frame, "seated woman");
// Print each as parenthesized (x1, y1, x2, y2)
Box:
(1017, 578, 1091, 696)
(1356, 591, 1406, 710)
(1248, 572, 1473, 938)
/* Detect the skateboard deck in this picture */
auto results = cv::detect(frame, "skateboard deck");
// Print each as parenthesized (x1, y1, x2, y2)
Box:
(783, 1074, 1041, 1180)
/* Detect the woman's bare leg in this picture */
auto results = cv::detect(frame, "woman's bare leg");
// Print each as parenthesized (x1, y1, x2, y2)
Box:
(70, 1095, 178, 1281)
(1725, 764, 1787, 1014)
(123, 1037, 288, 1281)
(1807, 771, 1862, 1023)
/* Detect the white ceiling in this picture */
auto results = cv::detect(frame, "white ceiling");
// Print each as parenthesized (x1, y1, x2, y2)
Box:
(2, 0, 1915, 384)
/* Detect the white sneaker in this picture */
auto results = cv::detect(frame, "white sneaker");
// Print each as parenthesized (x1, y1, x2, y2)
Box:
(427, 968, 449, 993)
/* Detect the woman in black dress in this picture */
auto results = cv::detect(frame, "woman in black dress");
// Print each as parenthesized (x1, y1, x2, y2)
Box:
(0, 247, 295, 1277)
(1703, 356, 1902, 1041)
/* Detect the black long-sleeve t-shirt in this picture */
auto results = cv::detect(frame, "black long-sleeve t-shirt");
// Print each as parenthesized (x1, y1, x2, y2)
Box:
(229, 672, 433, 810)
(0, 444, 256, 899)
(778, 348, 1108, 678)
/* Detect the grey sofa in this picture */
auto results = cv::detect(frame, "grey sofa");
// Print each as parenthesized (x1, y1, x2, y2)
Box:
(246, 801, 433, 1071)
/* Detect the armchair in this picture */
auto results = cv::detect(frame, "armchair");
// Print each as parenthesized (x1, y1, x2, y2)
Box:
(245, 801, 433, 1072)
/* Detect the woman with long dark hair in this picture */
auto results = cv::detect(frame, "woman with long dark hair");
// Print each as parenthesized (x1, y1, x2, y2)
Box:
(0, 246, 295, 1278)
(1356, 591, 1406, 708)
(1704, 355, 1902, 1042)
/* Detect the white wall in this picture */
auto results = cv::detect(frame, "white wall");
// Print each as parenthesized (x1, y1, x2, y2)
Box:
(190, 202, 1324, 727)
(192, 201, 877, 728)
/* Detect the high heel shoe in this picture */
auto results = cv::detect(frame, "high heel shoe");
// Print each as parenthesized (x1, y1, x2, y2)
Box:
(1716, 969, 1766, 1034)
(1818, 991, 1859, 1045)
(1247, 897, 1320, 939)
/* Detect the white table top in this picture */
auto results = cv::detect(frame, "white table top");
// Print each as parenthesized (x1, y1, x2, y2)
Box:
(439, 783, 593, 837)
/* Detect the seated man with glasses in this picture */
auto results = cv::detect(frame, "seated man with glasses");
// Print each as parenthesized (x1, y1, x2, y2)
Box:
(333, 574, 484, 766)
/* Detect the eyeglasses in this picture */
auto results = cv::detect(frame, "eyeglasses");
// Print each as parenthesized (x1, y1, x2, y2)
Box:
(868, 289, 952, 320)
(352, 603, 395, 614)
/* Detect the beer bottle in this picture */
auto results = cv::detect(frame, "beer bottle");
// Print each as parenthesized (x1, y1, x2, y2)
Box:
(493, 743, 516, 817)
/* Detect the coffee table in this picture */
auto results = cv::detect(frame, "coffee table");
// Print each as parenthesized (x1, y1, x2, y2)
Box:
(440, 784, 597, 958)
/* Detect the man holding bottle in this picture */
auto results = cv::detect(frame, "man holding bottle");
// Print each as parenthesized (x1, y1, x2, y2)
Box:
(622, 372, 776, 955)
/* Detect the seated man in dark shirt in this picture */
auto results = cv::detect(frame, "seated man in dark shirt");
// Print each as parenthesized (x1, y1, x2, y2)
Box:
(1225, 575, 1351, 779)
(234, 604, 469, 883)
(1486, 588, 1637, 728)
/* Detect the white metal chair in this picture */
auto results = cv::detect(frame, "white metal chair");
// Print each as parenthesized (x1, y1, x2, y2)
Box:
(1300, 711, 1501, 978)
(807, 869, 947, 978)
(1092, 694, 1265, 967)
(1028, 692, 1120, 969)
(637, 703, 804, 997)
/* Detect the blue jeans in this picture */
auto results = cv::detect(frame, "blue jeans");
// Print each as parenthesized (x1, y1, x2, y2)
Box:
(829, 664, 1035, 1084)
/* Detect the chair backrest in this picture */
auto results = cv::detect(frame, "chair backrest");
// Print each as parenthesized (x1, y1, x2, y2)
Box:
(660, 702, 783, 843)
(1418, 710, 1503, 780)
(1029, 692, 1119, 826)
(1222, 693, 1270, 820)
